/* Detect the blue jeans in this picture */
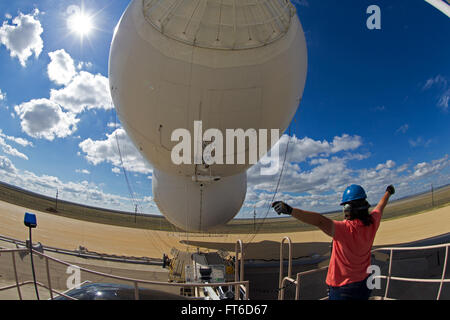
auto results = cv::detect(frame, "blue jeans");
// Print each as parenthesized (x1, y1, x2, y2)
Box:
(328, 277, 372, 300)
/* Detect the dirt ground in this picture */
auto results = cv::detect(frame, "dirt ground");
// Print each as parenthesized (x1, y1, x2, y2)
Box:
(1, 199, 450, 260)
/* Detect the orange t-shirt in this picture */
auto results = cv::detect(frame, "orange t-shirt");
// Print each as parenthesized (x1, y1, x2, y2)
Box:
(325, 209, 382, 287)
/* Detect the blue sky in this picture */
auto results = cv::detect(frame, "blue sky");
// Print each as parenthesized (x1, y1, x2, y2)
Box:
(0, 0, 449, 220)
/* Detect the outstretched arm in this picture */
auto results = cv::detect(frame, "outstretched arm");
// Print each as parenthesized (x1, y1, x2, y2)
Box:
(374, 185, 395, 216)
(292, 208, 334, 237)
(272, 202, 334, 237)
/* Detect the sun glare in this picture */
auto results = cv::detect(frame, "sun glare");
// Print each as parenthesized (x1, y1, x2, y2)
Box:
(68, 12, 94, 37)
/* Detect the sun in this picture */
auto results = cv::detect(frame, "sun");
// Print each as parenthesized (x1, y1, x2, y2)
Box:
(67, 12, 94, 37)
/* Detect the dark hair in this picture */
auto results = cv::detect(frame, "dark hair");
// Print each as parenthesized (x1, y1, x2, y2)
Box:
(346, 199, 373, 226)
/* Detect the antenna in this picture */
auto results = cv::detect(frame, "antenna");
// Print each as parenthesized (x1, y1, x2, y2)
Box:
(431, 183, 434, 208)
(55, 189, 59, 212)
(253, 206, 256, 232)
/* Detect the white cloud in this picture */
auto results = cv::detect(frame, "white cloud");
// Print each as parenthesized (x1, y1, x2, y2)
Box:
(272, 133, 363, 164)
(277, 157, 352, 194)
(376, 160, 396, 170)
(331, 134, 363, 153)
(0, 155, 17, 173)
(285, 136, 331, 162)
(0, 88, 5, 100)
(14, 98, 80, 141)
(79, 128, 152, 175)
(248, 134, 362, 196)
(0, 136, 28, 160)
(396, 124, 409, 134)
(77, 61, 92, 70)
(107, 122, 121, 129)
(246, 153, 450, 214)
(373, 105, 386, 112)
(0, 10, 43, 67)
(0, 166, 133, 211)
(413, 155, 449, 178)
(396, 163, 409, 173)
(0, 129, 33, 147)
(50, 71, 113, 113)
(244, 133, 450, 214)
(76, 169, 90, 175)
(437, 89, 449, 111)
(386, 160, 396, 168)
(409, 136, 433, 148)
(423, 75, 447, 90)
(12, 50, 111, 141)
(112, 167, 121, 174)
(47, 49, 76, 85)
(423, 75, 449, 112)
(0, 156, 159, 214)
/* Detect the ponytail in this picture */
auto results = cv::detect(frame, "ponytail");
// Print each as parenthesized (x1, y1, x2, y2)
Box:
(347, 200, 373, 226)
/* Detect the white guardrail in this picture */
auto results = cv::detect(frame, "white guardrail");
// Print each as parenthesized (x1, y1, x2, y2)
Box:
(2, 237, 448, 300)
(278, 238, 450, 300)
(0, 240, 249, 300)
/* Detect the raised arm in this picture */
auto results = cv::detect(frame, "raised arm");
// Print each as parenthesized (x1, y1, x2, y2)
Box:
(272, 202, 334, 237)
(292, 208, 334, 237)
(374, 185, 395, 216)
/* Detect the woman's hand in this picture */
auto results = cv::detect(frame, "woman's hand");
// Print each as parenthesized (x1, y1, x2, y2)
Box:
(272, 201, 293, 215)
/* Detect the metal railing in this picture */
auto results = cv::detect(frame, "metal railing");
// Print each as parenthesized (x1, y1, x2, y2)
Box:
(0, 234, 161, 266)
(372, 243, 449, 300)
(278, 240, 450, 300)
(0, 248, 78, 300)
(0, 243, 249, 300)
(278, 236, 292, 300)
(234, 240, 246, 300)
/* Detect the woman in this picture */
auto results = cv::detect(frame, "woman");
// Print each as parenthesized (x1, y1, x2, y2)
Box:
(272, 184, 395, 300)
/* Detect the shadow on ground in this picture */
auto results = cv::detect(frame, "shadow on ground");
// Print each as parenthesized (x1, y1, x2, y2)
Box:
(179, 239, 332, 261)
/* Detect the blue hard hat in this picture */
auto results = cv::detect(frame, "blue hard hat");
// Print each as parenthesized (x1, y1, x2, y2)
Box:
(340, 185, 367, 205)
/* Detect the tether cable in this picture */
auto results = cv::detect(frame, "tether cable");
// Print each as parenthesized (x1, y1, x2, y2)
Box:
(243, 124, 293, 250)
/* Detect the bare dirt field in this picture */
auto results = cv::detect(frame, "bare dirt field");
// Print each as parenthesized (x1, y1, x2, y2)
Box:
(1, 182, 449, 235)
(1, 198, 449, 260)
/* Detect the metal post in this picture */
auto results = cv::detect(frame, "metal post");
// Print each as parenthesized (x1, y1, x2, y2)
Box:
(384, 249, 394, 300)
(280, 278, 286, 300)
(235, 240, 244, 300)
(279, 253, 283, 299)
(11, 251, 22, 300)
(295, 273, 301, 300)
(134, 281, 140, 300)
(45, 257, 54, 300)
(437, 246, 448, 300)
(278, 237, 292, 300)
(29, 227, 40, 300)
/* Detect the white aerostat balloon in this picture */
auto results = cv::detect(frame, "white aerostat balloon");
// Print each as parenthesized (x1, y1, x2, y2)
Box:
(109, 0, 308, 231)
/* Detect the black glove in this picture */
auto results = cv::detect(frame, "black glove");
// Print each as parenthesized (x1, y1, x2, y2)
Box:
(272, 201, 293, 215)
(386, 185, 395, 195)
